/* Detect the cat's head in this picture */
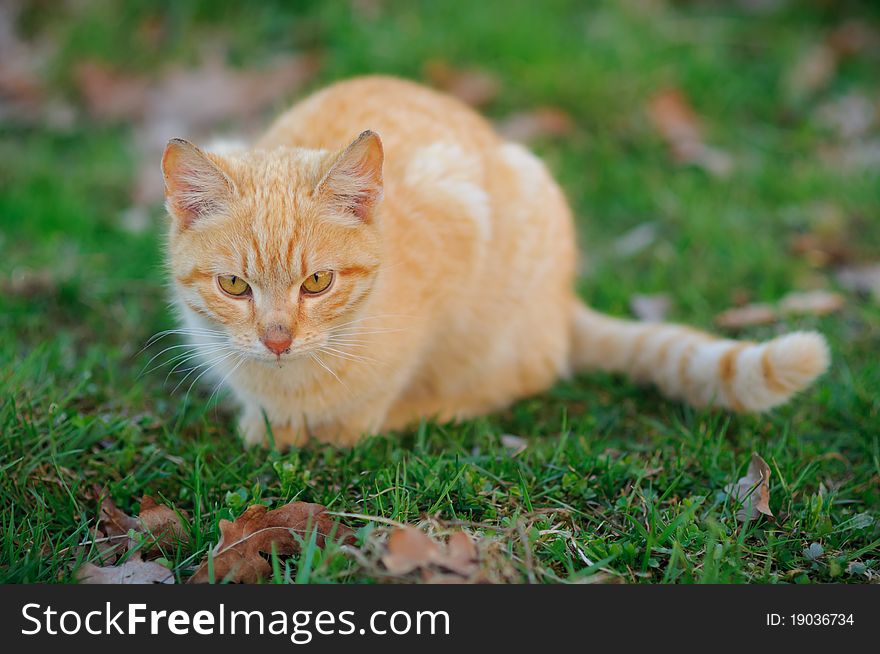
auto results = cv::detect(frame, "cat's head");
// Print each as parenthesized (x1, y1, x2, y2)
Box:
(163, 130, 384, 362)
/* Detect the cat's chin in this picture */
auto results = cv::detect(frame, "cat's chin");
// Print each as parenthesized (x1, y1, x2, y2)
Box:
(249, 350, 309, 366)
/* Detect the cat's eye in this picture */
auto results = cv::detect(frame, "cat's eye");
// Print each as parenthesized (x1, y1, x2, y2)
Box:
(217, 274, 251, 297)
(301, 270, 334, 295)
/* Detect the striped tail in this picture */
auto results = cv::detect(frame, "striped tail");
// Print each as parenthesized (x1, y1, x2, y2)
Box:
(570, 302, 830, 412)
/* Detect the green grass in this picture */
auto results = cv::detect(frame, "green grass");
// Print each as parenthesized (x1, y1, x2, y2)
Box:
(1, 0, 878, 583)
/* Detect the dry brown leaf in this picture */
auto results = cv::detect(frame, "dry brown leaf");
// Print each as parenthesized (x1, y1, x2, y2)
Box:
(85, 494, 188, 563)
(836, 263, 880, 302)
(820, 138, 880, 171)
(649, 88, 701, 147)
(381, 526, 441, 575)
(716, 290, 843, 328)
(188, 501, 354, 584)
(496, 107, 574, 143)
(71, 52, 320, 207)
(138, 495, 189, 556)
(828, 20, 880, 58)
(76, 53, 320, 127)
(789, 232, 853, 268)
(91, 496, 140, 562)
(381, 527, 479, 581)
(726, 453, 774, 521)
(779, 290, 844, 316)
(442, 531, 479, 577)
(630, 294, 671, 322)
(786, 43, 838, 99)
(0, 2, 49, 122)
(647, 88, 732, 177)
(814, 93, 877, 140)
(8, 268, 58, 298)
(715, 303, 778, 329)
(77, 553, 174, 585)
(423, 60, 500, 107)
(98, 496, 140, 534)
(74, 60, 151, 122)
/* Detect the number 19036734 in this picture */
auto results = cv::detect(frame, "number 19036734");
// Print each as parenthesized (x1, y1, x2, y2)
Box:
(766, 613, 854, 626)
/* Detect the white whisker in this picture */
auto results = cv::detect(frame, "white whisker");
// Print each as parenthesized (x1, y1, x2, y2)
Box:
(142, 328, 226, 350)
(328, 313, 413, 331)
(161, 345, 232, 382)
(140, 341, 230, 376)
(181, 351, 241, 403)
(172, 350, 237, 394)
(319, 346, 378, 365)
(206, 354, 247, 407)
(330, 328, 408, 337)
(309, 352, 350, 394)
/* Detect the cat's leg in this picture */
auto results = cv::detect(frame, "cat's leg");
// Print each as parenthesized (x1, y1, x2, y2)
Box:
(238, 404, 307, 448)
(308, 398, 393, 447)
(237, 405, 267, 447)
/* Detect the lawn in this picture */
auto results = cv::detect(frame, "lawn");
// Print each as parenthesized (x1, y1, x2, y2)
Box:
(1, 0, 878, 584)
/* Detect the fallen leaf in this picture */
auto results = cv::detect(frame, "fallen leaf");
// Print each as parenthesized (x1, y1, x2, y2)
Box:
(715, 289, 843, 328)
(647, 88, 733, 177)
(649, 88, 701, 147)
(381, 526, 440, 575)
(778, 290, 844, 316)
(442, 531, 479, 577)
(0, 2, 50, 123)
(188, 501, 353, 583)
(92, 496, 140, 562)
(74, 60, 151, 122)
(500, 434, 528, 455)
(827, 20, 880, 58)
(630, 294, 671, 322)
(725, 453, 774, 521)
(71, 51, 320, 208)
(76, 53, 320, 128)
(715, 303, 778, 329)
(77, 553, 174, 585)
(423, 60, 500, 107)
(381, 526, 479, 581)
(138, 495, 188, 557)
(786, 43, 838, 100)
(496, 107, 574, 143)
(8, 268, 58, 298)
(99, 497, 140, 535)
(788, 232, 853, 268)
(814, 92, 877, 140)
(836, 263, 880, 302)
(80, 490, 189, 565)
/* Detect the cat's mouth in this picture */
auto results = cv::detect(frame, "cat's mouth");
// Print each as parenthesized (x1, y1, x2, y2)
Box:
(247, 338, 329, 365)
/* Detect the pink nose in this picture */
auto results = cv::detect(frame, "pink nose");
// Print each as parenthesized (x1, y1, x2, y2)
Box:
(262, 326, 292, 355)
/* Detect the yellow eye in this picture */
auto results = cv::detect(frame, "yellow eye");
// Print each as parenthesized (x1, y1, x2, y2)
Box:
(218, 275, 250, 297)
(301, 270, 334, 295)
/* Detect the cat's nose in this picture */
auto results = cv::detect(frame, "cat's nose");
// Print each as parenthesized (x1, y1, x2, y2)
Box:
(261, 325, 292, 355)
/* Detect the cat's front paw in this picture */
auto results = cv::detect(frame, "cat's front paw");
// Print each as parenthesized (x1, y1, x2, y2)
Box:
(238, 413, 269, 448)
(238, 413, 308, 449)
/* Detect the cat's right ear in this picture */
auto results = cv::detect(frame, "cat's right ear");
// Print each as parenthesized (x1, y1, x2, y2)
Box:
(162, 138, 234, 228)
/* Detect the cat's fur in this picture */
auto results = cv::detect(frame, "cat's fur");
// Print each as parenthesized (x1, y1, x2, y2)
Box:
(162, 76, 829, 447)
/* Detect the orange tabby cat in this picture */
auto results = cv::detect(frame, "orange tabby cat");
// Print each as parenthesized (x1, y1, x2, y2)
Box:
(162, 76, 829, 447)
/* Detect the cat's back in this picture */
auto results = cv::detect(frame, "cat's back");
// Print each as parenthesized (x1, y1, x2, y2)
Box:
(258, 75, 499, 158)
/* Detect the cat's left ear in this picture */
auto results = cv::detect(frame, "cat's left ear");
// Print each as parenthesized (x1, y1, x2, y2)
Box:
(162, 138, 234, 228)
(315, 130, 384, 223)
